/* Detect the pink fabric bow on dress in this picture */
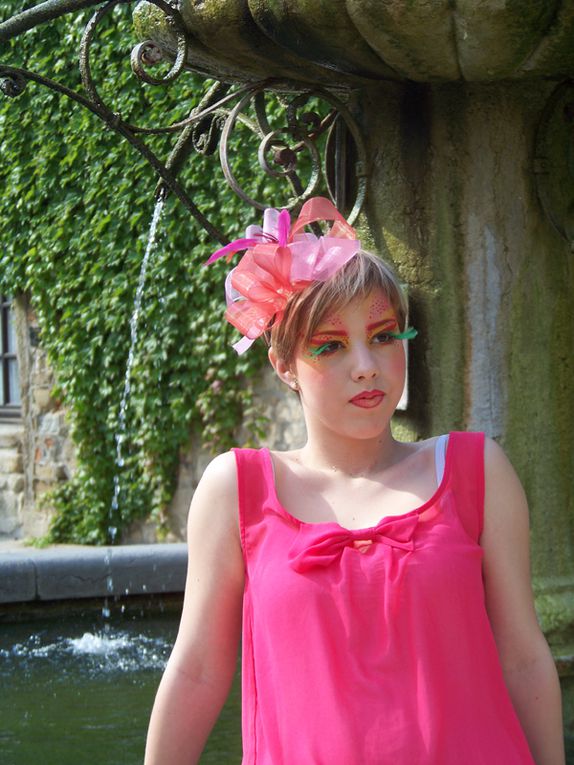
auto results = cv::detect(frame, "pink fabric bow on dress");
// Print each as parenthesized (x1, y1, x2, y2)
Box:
(206, 197, 361, 354)
(287, 513, 418, 573)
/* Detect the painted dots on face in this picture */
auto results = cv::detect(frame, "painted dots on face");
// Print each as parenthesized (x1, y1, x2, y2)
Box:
(368, 294, 391, 322)
(317, 312, 344, 329)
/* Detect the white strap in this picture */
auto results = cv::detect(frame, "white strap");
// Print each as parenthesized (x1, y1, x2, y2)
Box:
(434, 434, 449, 487)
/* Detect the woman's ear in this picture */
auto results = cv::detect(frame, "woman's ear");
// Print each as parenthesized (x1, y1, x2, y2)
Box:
(268, 346, 298, 390)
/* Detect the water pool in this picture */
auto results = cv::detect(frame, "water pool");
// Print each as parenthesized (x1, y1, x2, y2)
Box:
(0, 611, 242, 765)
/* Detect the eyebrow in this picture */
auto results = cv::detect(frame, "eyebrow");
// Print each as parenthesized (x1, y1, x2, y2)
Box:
(367, 319, 397, 332)
(311, 318, 397, 340)
(309, 329, 348, 339)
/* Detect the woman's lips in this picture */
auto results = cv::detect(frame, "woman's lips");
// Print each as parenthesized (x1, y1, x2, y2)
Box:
(350, 390, 385, 408)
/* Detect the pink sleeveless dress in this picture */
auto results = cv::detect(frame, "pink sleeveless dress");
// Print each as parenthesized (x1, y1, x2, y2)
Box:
(233, 432, 535, 764)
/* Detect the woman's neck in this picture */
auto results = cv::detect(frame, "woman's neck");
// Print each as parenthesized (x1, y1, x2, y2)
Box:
(298, 428, 404, 479)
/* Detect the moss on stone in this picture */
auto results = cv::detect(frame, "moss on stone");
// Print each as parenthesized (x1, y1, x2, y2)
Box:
(455, 0, 559, 80)
(133, 0, 574, 84)
(248, 0, 397, 79)
(534, 587, 574, 646)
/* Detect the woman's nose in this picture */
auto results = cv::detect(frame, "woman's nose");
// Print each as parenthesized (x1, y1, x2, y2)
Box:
(350, 345, 378, 381)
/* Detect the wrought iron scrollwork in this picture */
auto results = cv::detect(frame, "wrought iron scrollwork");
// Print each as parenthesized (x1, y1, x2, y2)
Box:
(0, 0, 366, 244)
(219, 87, 365, 222)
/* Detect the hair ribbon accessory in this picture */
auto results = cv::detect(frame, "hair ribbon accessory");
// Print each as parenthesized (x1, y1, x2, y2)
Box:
(206, 197, 361, 354)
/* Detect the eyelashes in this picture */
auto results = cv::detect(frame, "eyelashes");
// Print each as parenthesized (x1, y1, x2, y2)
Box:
(309, 327, 418, 357)
(309, 341, 342, 357)
(390, 327, 418, 341)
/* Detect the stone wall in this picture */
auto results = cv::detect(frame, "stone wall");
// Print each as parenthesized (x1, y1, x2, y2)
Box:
(0, 423, 24, 538)
(0, 296, 75, 540)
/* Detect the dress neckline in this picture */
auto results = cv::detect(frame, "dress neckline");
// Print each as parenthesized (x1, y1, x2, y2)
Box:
(262, 434, 454, 534)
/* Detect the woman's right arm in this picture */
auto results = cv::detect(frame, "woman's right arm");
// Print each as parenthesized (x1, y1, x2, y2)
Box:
(144, 451, 245, 765)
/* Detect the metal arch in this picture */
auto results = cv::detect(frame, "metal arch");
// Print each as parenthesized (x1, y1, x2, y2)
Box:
(79, 0, 192, 132)
(0, 0, 367, 243)
(219, 84, 366, 217)
(284, 88, 367, 224)
(80, 0, 188, 104)
(219, 87, 323, 212)
(0, 63, 228, 243)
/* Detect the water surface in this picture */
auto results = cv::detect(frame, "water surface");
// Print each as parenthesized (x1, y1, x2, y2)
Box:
(0, 613, 242, 765)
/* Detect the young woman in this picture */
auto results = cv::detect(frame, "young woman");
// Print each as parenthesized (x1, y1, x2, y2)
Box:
(144, 198, 564, 764)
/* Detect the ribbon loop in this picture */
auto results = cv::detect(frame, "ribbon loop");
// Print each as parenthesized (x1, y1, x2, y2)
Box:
(288, 514, 419, 573)
(206, 197, 361, 354)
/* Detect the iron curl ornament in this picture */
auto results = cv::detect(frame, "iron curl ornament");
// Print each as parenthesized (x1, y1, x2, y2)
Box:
(219, 87, 366, 225)
(0, 0, 367, 247)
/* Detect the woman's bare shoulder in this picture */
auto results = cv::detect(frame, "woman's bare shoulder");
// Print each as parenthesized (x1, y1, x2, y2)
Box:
(200, 451, 238, 491)
(188, 451, 239, 536)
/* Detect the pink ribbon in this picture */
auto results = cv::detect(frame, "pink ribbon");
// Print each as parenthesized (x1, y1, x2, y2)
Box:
(288, 513, 418, 573)
(288, 511, 420, 631)
(206, 197, 360, 353)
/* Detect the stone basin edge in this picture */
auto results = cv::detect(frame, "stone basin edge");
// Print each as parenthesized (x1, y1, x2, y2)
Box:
(0, 543, 188, 604)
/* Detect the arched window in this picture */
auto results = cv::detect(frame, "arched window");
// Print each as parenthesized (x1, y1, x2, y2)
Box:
(0, 296, 21, 419)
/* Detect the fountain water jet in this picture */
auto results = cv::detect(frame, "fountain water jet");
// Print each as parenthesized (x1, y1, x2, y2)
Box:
(109, 194, 166, 546)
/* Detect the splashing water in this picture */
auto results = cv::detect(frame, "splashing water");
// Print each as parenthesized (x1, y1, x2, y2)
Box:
(1, 628, 172, 676)
(109, 195, 166, 545)
(69, 631, 132, 655)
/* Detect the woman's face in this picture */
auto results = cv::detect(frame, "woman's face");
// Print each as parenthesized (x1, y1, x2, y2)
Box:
(272, 289, 407, 444)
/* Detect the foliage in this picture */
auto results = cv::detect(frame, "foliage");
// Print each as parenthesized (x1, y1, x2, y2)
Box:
(0, 2, 304, 543)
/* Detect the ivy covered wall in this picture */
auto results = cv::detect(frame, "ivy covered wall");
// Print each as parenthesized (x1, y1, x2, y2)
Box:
(0, 2, 279, 543)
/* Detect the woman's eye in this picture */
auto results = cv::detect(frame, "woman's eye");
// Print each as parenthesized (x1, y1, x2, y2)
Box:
(309, 341, 342, 357)
(372, 332, 396, 345)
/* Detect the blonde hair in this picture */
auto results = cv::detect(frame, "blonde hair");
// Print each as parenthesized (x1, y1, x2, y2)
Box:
(270, 250, 407, 366)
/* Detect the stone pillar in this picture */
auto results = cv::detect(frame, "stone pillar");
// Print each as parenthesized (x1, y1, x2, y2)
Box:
(358, 78, 574, 743)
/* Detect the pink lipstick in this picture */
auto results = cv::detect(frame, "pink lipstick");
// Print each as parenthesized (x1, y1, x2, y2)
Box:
(350, 390, 385, 409)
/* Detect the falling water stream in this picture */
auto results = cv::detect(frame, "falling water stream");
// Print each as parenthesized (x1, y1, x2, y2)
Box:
(108, 194, 166, 545)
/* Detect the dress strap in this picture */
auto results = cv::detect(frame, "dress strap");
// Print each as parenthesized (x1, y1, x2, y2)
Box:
(447, 432, 486, 542)
(232, 447, 275, 561)
(434, 434, 449, 486)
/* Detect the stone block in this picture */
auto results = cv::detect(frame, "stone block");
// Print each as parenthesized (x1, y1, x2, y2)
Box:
(0, 449, 23, 474)
(109, 544, 187, 596)
(0, 426, 24, 449)
(0, 514, 21, 537)
(35, 548, 112, 600)
(0, 555, 36, 602)
(37, 411, 66, 435)
(7, 474, 24, 493)
(20, 507, 52, 540)
(32, 387, 54, 412)
(0, 491, 23, 535)
(31, 349, 52, 379)
(248, 367, 306, 451)
(124, 518, 162, 545)
(34, 464, 57, 483)
(0, 544, 188, 603)
(32, 480, 53, 496)
(55, 464, 70, 481)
